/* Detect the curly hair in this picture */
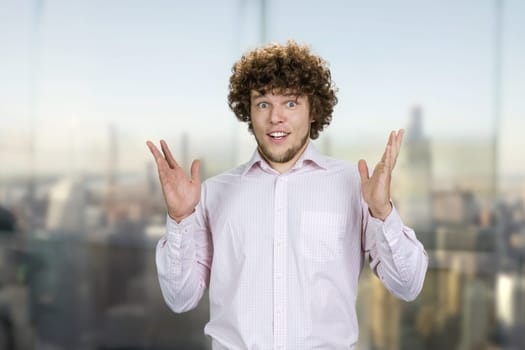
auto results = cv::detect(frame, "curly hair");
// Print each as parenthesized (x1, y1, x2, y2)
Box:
(227, 41, 338, 140)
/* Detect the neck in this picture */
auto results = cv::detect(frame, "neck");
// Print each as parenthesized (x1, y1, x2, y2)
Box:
(262, 140, 310, 174)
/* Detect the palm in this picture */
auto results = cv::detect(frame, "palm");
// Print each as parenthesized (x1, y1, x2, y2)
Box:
(358, 129, 404, 220)
(361, 161, 391, 210)
(147, 140, 201, 221)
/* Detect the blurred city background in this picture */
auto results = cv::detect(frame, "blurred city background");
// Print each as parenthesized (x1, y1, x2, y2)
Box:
(0, 0, 524, 349)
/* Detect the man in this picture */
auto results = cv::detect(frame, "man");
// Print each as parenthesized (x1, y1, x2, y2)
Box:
(147, 41, 428, 350)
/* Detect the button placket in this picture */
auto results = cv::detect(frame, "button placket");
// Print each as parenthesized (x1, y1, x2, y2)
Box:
(273, 176, 288, 350)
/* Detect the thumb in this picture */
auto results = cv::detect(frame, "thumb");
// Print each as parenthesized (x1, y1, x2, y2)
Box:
(358, 159, 369, 183)
(190, 159, 201, 183)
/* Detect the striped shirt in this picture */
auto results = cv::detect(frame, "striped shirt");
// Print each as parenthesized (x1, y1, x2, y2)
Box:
(156, 142, 428, 350)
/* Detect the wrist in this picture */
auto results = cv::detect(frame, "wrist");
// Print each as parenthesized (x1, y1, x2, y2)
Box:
(168, 209, 194, 224)
(369, 203, 392, 221)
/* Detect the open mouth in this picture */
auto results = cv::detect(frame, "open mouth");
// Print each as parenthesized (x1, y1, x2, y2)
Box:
(268, 131, 290, 140)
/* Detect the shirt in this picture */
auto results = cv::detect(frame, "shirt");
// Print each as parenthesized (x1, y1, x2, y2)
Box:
(156, 142, 428, 350)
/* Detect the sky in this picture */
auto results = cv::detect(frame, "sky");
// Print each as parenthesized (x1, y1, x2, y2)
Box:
(0, 0, 524, 178)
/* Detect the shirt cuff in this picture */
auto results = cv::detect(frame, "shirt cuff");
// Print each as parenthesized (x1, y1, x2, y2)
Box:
(166, 212, 197, 233)
(367, 205, 404, 245)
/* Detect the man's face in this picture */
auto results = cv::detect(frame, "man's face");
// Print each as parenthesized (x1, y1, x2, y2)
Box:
(250, 90, 312, 172)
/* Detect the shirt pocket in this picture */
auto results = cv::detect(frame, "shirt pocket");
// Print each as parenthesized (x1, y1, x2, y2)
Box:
(300, 211, 347, 262)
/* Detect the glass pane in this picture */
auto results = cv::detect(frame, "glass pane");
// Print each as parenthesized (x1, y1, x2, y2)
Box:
(0, 1, 523, 349)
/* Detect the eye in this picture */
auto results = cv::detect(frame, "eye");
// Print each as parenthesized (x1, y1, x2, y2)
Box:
(286, 100, 297, 108)
(257, 102, 269, 109)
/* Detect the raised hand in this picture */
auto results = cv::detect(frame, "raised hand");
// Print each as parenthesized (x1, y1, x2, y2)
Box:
(146, 139, 201, 223)
(358, 129, 404, 221)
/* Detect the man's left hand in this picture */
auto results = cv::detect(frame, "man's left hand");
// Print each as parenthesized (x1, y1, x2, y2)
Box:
(358, 129, 405, 221)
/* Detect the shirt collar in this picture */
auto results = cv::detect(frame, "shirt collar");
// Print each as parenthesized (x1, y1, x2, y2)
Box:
(241, 141, 328, 177)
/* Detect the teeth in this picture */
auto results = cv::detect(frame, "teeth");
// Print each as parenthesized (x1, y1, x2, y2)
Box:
(270, 132, 287, 138)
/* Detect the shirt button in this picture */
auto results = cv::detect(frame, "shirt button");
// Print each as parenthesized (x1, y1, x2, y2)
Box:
(276, 273, 282, 280)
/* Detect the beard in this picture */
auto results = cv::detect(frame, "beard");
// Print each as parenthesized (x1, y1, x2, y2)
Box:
(255, 130, 310, 165)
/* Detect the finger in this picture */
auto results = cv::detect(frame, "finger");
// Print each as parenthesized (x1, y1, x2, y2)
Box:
(147, 141, 175, 175)
(384, 144, 393, 171)
(160, 139, 180, 169)
(391, 129, 405, 169)
(381, 131, 395, 163)
(358, 159, 370, 183)
(146, 140, 166, 163)
(190, 159, 201, 183)
(388, 130, 395, 146)
(392, 129, 403, 157)
(396, 128, 405, 150)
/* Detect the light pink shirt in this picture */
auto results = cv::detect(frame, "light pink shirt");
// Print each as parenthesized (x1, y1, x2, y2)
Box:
(156, 143, 428, 350)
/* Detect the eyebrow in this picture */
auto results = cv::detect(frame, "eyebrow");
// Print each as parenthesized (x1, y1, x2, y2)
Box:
(251, 91, 301, 99)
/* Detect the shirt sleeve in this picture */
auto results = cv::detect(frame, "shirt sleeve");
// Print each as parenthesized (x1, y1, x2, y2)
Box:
(362, 199, 428, 301)
(155, 187, 213, 313)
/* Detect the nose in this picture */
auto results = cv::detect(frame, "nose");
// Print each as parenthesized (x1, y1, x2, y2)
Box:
(269, 105, 284, 124)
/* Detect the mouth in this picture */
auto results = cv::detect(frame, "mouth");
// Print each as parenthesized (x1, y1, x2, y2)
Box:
(267, 131, 290, 144)
(268, 131, 290, 139)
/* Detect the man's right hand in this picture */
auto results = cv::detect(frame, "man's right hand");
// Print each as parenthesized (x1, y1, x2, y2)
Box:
(146, 139, 201, 223)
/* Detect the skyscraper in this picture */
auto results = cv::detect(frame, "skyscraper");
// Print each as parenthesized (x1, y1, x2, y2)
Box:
(395, 106, 433, 231)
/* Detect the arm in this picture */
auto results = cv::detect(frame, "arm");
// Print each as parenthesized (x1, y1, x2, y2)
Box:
(358, 129, 428, 300)
(146, 139, 211, 312)
(156, 195, 212, 313)
(362, 200, 428, 301)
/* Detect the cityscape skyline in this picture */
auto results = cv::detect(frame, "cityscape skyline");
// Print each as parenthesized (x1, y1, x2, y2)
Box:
(1, 1, 524, 348)
(2, 103, 524, 349)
